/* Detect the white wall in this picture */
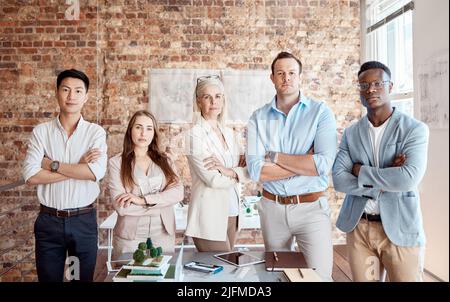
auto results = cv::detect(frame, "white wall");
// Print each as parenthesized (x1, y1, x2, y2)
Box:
(413, 0, 449, 281)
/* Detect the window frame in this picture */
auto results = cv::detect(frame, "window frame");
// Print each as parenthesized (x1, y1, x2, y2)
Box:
(362, 0, 415, 116)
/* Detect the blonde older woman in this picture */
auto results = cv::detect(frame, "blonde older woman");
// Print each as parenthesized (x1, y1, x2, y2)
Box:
(185, 75, 248, 252)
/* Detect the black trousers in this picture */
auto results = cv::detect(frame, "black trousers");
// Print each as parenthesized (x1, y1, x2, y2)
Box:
(34, 210, 98, 282)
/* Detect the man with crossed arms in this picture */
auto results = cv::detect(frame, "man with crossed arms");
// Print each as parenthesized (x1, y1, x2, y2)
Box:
(246, 52, 337, 281)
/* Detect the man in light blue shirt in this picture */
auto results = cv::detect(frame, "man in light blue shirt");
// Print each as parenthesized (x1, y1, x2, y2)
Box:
(246, 52, 337, 281)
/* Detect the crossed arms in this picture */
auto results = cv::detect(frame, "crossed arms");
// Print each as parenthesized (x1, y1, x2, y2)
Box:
(332, 123, 429, 197)
(246, 107, 337, 183)
(108, 156, 184, 216)
(259, 149, 316, 182)
(23, 129, 107, 185)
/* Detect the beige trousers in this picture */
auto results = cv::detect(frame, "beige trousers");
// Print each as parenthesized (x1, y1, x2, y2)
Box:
(347, 219, 424, 282)
(192, 216, 238, 252)
(257, 197, 333, 282)
(112, 215, 174, 260)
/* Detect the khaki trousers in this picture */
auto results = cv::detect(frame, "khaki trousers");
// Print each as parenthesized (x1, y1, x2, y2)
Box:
(193, 216, 238, 252)
(347, 219, 424, 282)
(257, 197, 333, 282)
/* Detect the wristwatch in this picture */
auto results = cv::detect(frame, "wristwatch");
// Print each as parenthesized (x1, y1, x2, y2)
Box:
(267, 151, 278, 164)
(50, 161, 60, 172)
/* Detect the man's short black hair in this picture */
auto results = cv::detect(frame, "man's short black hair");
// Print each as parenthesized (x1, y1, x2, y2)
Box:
(358, 61, 391, 79)
(271, 52, 303, 75)
(57, 69, 90, 92)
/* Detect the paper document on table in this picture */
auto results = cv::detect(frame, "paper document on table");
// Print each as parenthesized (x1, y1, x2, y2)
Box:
(283, 268, 322, 282)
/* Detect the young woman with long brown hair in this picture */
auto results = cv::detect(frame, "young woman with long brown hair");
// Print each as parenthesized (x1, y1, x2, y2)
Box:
(108, 110, 184, 259)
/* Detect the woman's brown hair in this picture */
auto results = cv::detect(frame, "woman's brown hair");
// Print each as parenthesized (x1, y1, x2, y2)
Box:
(120, 110, 178, 190)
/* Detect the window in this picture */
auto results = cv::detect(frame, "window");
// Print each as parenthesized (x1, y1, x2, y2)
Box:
(364, 0, 414, 116)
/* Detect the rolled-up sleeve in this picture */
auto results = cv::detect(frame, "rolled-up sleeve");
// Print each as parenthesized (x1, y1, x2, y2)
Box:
(312, 105, 337, 176)
(246, 112, 266, 182)
(22, 127, 44, 183)
(87, 127, 107, 182)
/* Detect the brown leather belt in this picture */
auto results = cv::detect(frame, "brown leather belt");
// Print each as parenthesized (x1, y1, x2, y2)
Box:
(262, 189, 324, 205)
(361, 212, 382, 222)
(40, 203, 95, 218)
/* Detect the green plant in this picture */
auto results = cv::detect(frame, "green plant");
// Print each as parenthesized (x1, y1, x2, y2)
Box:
(150, 247, 158, 258)
(138, 242, 147, 251)
(133, 249, 145, 263)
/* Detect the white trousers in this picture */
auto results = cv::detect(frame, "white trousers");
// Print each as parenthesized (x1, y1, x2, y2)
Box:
(257, 196, 333, 282)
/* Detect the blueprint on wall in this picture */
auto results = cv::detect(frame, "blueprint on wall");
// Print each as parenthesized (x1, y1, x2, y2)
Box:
(221, 70, 276, 123)
(417, 51, 449, 129)
(149, 68, 276, 124)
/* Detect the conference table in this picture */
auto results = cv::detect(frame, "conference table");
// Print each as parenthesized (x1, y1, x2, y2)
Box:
(104, 248, 289, 282)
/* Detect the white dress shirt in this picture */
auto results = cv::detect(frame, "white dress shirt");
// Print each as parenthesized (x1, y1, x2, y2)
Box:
(364, 116, 391, 215)
(22, 116, 107, 210)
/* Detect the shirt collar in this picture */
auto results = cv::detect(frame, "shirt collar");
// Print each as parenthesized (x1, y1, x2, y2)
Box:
(54, 115, 85, 133)
(270, 92, 309, 114)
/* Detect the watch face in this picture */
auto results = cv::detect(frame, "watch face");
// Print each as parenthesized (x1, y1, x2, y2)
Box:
(51, 161, 59, 171)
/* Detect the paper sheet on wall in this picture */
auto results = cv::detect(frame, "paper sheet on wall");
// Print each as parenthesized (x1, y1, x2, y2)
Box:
(149, 69, 275, 124)
(221, 70, 276, 123)
(149, 69, 218, 123)
(417, 51, 449, 129)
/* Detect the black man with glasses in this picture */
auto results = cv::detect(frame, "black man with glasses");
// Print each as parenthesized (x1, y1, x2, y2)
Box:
(333, 61, 429, 281)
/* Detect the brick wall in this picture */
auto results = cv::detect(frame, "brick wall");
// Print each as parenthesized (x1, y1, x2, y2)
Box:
(0, 0, 361, 281)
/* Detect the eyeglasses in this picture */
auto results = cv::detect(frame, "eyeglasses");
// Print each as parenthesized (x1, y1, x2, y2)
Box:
(197, 75, 221, 84)
(357, 80, 391, 91)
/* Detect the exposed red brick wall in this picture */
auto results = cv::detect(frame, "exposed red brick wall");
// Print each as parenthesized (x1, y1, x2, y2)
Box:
(0, 0, 361, 281)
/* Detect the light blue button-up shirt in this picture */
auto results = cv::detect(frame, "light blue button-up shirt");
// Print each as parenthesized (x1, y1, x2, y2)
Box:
(246, 93, 337, 196)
